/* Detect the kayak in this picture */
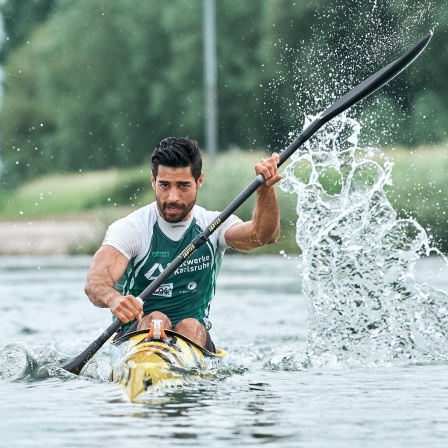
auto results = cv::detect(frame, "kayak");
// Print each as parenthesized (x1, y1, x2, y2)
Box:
(110, 324, 227, 402)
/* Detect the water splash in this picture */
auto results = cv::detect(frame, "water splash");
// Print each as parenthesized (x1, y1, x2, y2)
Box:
(264, 1, 439, 153)
(263, 345, 310, 371)
(0, 342, 53, 380)
(260, 0, 445, 371)
(0, 342, 101, 380)
(280, 113, 448, 367)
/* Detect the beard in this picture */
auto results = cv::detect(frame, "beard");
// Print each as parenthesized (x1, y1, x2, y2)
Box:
(156, 196, 196, 223)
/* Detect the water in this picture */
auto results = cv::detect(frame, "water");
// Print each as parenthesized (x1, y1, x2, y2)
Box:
(269, 0, 446, 370)
(1, 4, 446, 446)
(1, 254, 448, 447)
(281, 114, 448, 368)
(1, 114, 448, 448)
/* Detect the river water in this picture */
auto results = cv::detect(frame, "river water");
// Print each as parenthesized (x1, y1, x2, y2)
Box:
(1, 254, 447, 448)
(3, 93, 447, 448)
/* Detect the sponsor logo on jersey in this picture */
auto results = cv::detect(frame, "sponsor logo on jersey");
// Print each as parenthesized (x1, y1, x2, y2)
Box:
(153, 283, 173, 297)
(175, 255, 210, 275)
(144, 255, 212, 282)
(144, 262, 165, 281)
(143, 263, 172, 296)
(151, 250, 170, 258)
(187, 281, 197, 291)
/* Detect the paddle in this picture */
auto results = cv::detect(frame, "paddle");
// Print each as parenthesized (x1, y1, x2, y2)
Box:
(63, 33, 431, 375)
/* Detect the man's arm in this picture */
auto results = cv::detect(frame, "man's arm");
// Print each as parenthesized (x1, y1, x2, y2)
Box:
(85, 245, 143, 323)
(224, 153, 282, 252)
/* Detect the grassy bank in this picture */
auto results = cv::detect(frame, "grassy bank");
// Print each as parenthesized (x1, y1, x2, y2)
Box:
(0, 146, 447, 254)
(0, 150, 299, 255)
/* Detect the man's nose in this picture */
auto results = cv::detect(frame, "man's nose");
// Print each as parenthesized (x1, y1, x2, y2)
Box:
(168, 188, 180, 203)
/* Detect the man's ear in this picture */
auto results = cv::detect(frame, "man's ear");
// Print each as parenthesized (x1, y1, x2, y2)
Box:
(151, 173, 156, 190)
(197, 172, 204, 189)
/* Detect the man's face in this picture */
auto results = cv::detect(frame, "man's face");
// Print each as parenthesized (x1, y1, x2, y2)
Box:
(152, 165, 204, 223)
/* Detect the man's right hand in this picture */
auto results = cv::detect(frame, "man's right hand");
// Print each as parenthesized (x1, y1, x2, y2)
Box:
(85, 245, 144, 322)
(105, 293, 143, 323)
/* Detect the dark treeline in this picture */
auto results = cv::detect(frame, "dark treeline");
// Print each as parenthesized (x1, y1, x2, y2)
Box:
(0, 0, 446, 187)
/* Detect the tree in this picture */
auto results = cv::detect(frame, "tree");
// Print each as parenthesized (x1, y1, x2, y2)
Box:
(0, 0, 55, 62)
(0, 0, 447, 187)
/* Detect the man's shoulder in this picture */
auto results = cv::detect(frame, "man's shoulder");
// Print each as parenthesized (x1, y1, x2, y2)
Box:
(192, 205, 220, 223)
(109, 203, 157, 236)
(124, 202, 158, 222)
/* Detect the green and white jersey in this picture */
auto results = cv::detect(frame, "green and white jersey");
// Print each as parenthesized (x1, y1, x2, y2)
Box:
(103, 202, 241, 330)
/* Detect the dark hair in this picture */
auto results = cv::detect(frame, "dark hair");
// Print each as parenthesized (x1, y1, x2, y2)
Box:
(151, 137, 203, 182)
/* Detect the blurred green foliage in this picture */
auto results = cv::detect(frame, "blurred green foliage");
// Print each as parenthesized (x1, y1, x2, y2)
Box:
(0, 147, 447, 254)
(0, 150, 298, 254)
(0, 0, 447, 189)
(385, 146, 448, 251)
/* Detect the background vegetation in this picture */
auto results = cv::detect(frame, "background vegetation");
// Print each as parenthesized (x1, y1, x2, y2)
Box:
(0, 1, 447, 253)
(1, 148, 447, 254)
(0, 0, 447, 186)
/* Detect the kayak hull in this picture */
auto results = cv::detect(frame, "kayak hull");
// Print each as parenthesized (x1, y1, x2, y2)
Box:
(110, 329, 226, 402)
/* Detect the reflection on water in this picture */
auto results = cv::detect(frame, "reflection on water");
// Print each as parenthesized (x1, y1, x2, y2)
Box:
(116, 375, 292, 443)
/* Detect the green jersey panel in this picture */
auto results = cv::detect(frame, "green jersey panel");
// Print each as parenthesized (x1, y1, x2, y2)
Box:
(104, 203, 240, 330)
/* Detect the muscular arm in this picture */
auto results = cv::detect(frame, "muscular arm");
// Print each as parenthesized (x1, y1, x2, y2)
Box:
(85, 245, 143, 323)
(225, 153, 282, 252)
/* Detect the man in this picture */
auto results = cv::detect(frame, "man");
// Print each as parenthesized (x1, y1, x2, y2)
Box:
(85, 137, 281, 352)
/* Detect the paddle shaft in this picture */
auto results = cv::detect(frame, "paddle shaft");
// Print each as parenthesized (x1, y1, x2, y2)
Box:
(62, 33, 431, 375)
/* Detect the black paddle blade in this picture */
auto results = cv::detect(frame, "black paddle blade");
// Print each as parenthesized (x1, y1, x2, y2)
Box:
(62, 318, 123, 375)
(279, 33, 432, 166)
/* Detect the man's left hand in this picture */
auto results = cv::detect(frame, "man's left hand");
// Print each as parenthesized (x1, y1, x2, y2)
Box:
(255, 152, 282, 188)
